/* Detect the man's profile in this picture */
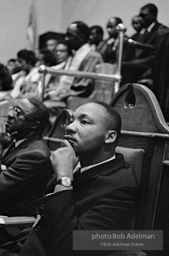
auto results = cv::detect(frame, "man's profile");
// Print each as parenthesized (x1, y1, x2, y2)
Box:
(15, 102, 139, 256)
(0, 97, 53, 244)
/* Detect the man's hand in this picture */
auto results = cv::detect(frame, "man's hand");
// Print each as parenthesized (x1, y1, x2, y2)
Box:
(50, 140, 79, 180)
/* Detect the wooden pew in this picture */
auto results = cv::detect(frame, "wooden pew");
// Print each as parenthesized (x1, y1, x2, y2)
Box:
(110, 83, 169, 255)
(1, 82, 168, 256)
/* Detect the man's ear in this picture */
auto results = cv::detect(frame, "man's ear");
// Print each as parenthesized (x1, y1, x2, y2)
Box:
(105, 130, 117, 144)
(30, 121, 40, 131)
(78, 33, 85, 42)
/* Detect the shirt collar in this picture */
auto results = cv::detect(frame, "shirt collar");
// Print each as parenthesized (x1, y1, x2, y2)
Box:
(147, 22, 156, 32)
(140, 22, 156, 34)
(15, 138, 26, 148)
(74, 155, 116, 174)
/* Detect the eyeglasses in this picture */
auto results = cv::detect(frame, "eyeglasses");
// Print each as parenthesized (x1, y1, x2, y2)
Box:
(8, 106, 24, 118)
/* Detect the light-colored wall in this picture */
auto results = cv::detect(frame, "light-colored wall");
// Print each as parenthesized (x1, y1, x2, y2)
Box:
(0, 0, 63, 64)
(61, 0, 169, 37)
(0, 0, 168, 64)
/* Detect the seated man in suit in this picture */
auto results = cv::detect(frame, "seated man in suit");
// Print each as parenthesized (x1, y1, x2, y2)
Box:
(19, 101, 141, 256)
(0, 97, 53, 244)
(131, 15, 143, 41)
(89, 25, 104, 51)
(97, 17, 132, 65)
(44, 21, 103, 132)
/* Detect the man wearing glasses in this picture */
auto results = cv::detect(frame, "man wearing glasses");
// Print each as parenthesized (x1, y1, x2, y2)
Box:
(0, 97, 53, 245)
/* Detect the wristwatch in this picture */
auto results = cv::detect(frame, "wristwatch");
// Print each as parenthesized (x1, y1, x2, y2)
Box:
(55, 177, 73, 187)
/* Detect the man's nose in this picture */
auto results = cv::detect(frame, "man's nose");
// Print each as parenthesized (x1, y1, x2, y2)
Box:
(65, 122, 77, 134)
(8, 109, 14, 118)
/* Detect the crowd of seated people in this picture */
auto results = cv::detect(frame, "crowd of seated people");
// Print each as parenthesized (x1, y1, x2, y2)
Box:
(0, 2, 168, 255)
(0, 3, 168, 123)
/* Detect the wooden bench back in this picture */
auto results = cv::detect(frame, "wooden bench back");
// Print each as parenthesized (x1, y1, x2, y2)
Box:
(110, 83, 169, 231)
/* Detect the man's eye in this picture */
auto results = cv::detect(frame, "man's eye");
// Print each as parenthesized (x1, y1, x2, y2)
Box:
(81, 119, 89, 125)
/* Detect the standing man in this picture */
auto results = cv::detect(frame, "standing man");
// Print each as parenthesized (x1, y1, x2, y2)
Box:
(122, 3, 167, 86)
(19, 102, 139, 256)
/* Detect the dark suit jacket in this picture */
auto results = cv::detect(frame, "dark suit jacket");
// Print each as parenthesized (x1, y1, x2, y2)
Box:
(152, 27, 169, 121)
(135, 22, 165, 59)
(0, 134, 53, 217)
(20, 154, 139, 256)
(122, 22, 167, 84)
(97, 37, 132, 64)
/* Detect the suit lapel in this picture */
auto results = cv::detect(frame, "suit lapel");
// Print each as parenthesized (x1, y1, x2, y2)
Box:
(2, 140, 16, 159)
(2, 134, 42, 163)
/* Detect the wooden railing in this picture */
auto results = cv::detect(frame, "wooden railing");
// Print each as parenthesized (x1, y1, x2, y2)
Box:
(37, 23, 126, 101)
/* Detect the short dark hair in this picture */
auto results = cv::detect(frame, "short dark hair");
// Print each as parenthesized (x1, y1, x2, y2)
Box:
(114, 17, 123, 25)
(90, 25, 104, 38)
(27, 97, 50, 132)
(46, 38, 58, 43)
(141, 3, 158, 18)
(17, 49, 37, 66)
(108, 17, 123, 26)
(39, 48, 57, 66)
(71, 21, 90, 42)
(95, 101, 122, 143)
(7, 58, 16, 64)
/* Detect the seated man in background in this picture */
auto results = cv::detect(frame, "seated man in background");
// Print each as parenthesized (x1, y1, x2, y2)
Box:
(44, 40, 73, 100)
(48, 21, 103, 99)
(44, 21, 103, 131)
(97, 17, 131, 64)
(0, 97, 53, 244)
(6, 59, 18, 76)
(43, 40, 73, 130)
(35, 48, 57, 67)
(0, 49, 39, 102)
(46, 37, 58, 63)
(89, 25, 104, 51)
(13, 49, 40, 99)
(19, 101, 140, 256)
(131, 15, 143, 41)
